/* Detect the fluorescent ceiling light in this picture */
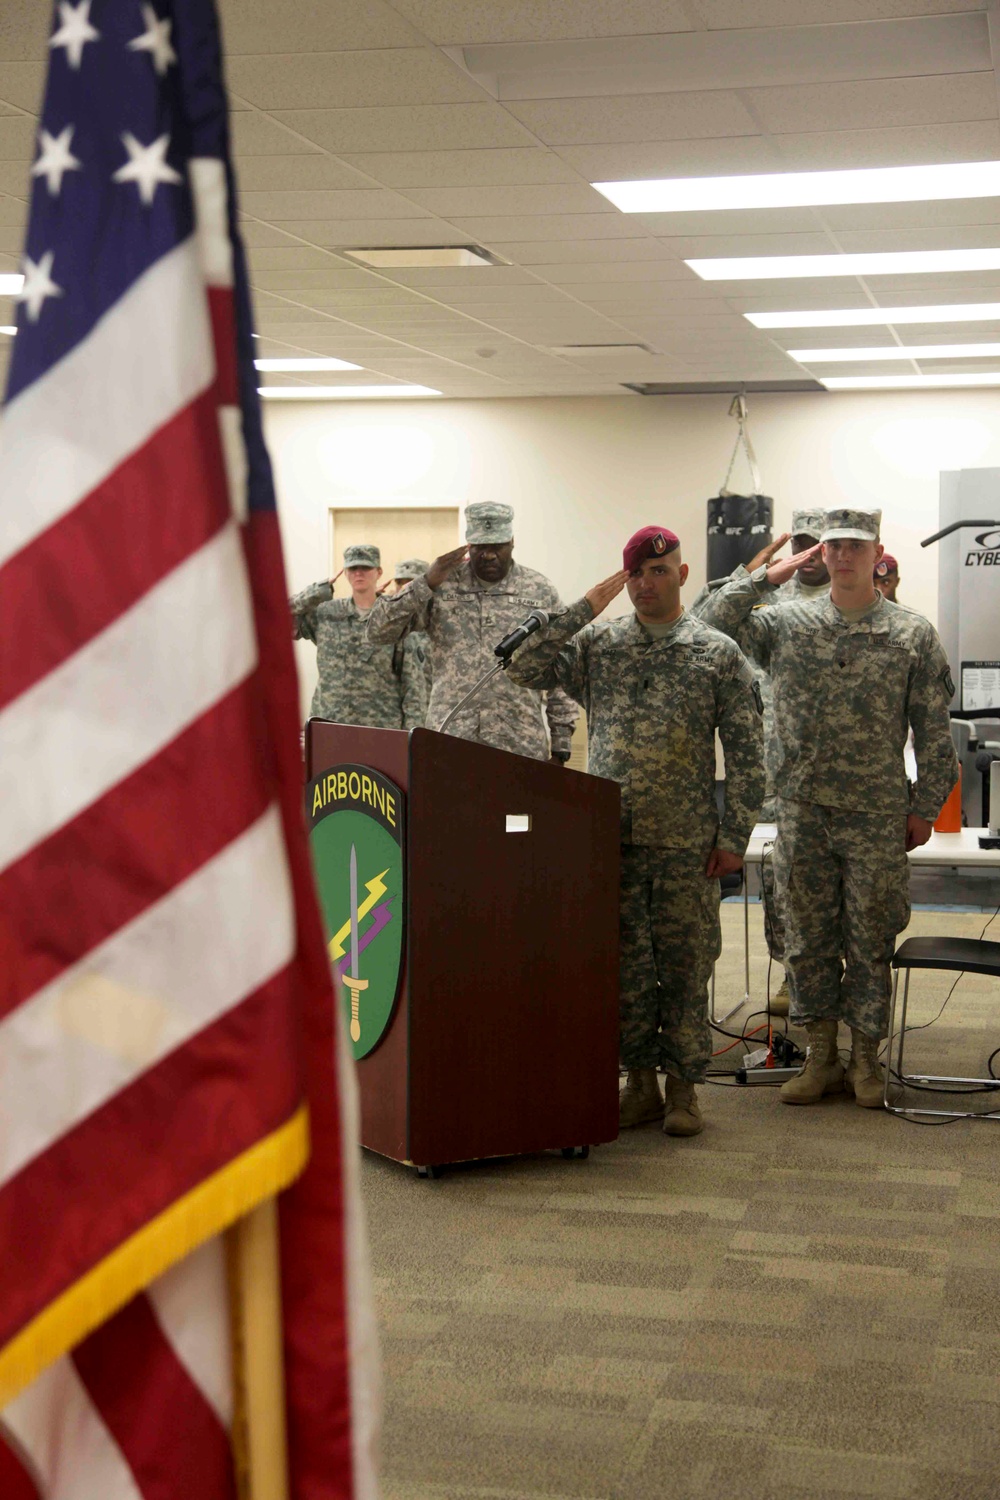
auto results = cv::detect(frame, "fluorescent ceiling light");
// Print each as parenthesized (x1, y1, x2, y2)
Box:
(747, 303, 1000, 328)
(258, 384, 441, 400)
(822, 373, 1000, 390)
(594, 161, 1000, 214)
(254, 357, 361, 372)
(790, 342, 1000, 362)
(689, 249, 1000, 280)
(0, 324, 15, 335)
(0, 274, 24, 295)
(342, 246, 501, 269)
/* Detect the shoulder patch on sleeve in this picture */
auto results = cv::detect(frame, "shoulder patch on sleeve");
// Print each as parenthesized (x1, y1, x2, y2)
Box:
(752, 680, 764, 715)
(942, 667, 956, 698)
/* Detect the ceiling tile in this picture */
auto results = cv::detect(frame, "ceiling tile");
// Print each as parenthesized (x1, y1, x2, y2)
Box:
(338, 148, 578, 187)
(250, 267, 396, 288)
(0, 5, 50, 62)
(241, 189, 433, 220)
(821, 198, 1000, 231)
(541, 260, 706, 283)
(0, 115, 37, 160)
(630, 208, 821, 236)
(658, 232, 836, 256)
(265, 219, 465, 248)
(431, 284, 574, 303)
(226, 49, 481, 110)
(237, 156, 374, 191)
(747, 72, 995, 135)
(270, 104, 534, 153)
(247, 248, 362, 272)
(0, 62, 43, 113)
(239, 221, 316, 248)
(831, 228, 1000, 252)
(388, 1, 694, 45)
(769, 120, 1000, 170)
(406, 184, 613, 216)
(231, 112, 323, 156)
(279, 288, 434, 309)
(0, 162, 26, 196)
(493, 239, 679, 264)
(377, 265, 539, 285)
(693, 1, 980, 27)
(474, 15, 989, 99)
(447, 213, 643, 242)
(218, 0, 424, 53)
(506, 92, 758, 145)
(0, 195, 26, 225)
(553, 138, 779, 179)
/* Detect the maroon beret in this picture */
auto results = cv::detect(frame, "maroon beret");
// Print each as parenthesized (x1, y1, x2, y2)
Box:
(874, 554, 898, 577)
(623, 526, 680, 573)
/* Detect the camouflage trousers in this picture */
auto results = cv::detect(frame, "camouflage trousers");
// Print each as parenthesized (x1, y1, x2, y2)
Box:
(772, 799, 910, 1038)
(619, 845, 719, 1081)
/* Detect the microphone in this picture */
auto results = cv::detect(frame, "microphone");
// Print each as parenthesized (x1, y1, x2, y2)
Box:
(494, 608, 549, 661)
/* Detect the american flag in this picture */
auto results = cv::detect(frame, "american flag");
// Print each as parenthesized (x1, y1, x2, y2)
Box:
(0, 3, 376, 1497)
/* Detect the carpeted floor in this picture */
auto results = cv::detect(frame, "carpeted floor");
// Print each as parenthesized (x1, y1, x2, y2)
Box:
(363, 902, 1000, 1500)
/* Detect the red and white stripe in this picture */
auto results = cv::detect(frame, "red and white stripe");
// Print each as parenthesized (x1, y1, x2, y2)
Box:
(1, 1242, 234, 1500)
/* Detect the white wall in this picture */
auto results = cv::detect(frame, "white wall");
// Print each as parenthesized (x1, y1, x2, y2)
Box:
(267, 389, 1000, 714)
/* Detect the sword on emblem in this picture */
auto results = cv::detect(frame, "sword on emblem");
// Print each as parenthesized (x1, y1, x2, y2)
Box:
(342, 843, 368, 1043)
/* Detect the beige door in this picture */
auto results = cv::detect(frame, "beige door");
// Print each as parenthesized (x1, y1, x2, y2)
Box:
(329, 507, 460, 593)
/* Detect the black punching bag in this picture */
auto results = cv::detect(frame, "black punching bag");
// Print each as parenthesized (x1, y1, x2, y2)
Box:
(706, 493, 773, 581)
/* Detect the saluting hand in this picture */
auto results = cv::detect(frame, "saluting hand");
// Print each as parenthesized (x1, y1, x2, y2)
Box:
(747, 532, 790, 573)
(585, 569, 629, 618)
(765, 541, 822, 587)
(329, 568, 343, 589)
(426, 545, 470, 590)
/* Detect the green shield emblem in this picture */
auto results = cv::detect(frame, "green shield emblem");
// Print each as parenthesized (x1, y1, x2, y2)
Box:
(306, 763, 406, 1061)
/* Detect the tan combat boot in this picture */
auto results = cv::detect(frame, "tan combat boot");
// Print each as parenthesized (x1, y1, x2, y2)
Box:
(779, 1019, 845, 1105)
(619, 1067, 664, 1128)
(845, 1029, 886, 1109)
(769, 975, 790, 1018)
(663, 1075, 704, 1137)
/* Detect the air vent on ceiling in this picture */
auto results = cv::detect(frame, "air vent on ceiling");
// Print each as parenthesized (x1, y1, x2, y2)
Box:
(624, 379, 826, 395)
(341, 245, 506, 269)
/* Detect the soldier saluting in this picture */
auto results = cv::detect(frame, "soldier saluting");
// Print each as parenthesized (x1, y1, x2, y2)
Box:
(508, 526, 765, 1138)
(289, 543, 426, 731)
(366, 503, 578, 763)
(694, 507, 958, 1108)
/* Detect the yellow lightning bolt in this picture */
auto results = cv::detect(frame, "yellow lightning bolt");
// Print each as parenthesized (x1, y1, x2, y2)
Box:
(329, 869, 390, 960)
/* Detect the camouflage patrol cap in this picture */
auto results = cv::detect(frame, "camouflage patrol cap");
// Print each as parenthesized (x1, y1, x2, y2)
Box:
(790, 507, 828, 541)
(821, 507, 881, 543)
(343, 543, 381, 568)
(394, 557, 429, 581)
(465, 502, 514, 545)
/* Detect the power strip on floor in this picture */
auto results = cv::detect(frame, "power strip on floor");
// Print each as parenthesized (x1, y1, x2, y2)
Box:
(735, 1065, 802, 1086)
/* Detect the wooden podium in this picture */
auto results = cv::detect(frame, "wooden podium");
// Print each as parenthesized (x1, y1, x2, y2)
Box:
(306, 724, 621, 1174)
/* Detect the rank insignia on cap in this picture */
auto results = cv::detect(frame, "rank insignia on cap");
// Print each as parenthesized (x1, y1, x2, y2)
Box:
(652, 533, 667, 554)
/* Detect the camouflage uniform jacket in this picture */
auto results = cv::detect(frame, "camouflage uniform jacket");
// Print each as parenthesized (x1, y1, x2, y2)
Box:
(693, 570, 958, 819)
(690, 565, 830, 799)
(507, 599, 765, 853)
(366, 560, 578, 759)
(290, 582, 425, 729)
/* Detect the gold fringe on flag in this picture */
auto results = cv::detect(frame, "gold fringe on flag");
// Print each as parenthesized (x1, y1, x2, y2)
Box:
(0, 1105, 309, 1408)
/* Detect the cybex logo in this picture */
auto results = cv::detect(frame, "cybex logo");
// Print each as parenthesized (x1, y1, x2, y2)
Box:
(965, 527, 1000, 567)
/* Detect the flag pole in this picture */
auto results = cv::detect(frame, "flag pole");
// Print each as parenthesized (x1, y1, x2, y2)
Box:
(227, 1200, 290, 1500)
